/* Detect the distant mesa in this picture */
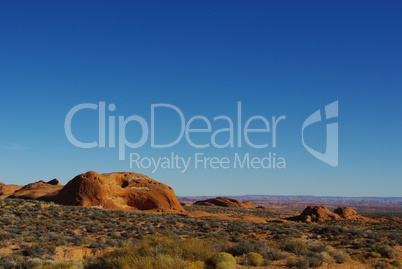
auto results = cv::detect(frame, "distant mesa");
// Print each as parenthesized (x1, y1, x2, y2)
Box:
(297, 205, 367, 222)
(194, 197, 255, 208)
(54, 171, 184, 213)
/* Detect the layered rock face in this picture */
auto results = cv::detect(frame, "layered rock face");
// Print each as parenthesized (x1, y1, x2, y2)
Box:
(54, 171, 184, 213)
(194, 197, 255, 208)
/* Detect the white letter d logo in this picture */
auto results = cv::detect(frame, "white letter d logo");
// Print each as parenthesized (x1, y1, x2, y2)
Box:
(302, 101, 338, 167)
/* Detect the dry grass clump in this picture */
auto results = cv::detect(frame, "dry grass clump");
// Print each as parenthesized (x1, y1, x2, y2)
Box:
(86, 233, 229, 269)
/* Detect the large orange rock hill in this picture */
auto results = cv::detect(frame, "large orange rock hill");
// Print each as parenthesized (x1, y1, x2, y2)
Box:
(54, 171, 184, 213)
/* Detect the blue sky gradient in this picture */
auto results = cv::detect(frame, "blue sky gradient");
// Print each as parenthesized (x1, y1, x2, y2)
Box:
(0, 1, 401, 196)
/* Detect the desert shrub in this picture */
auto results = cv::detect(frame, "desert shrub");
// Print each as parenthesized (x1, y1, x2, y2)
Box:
(280, 239, 309, 256)
(332, 250, 348, 263)
(280, 228, 302, 239)
(89, 239, 107, 249)
(340, 239, 351, 246)
(70, 236, 84, 246)
(286, 256, 298, 268)
(391, 260, 402, 269)
(304, 253, 323, 268)
(210, 221, 221, 229)
(319, 251, 334, 264)
(374, 261, 388, 269)
(369, 251, 381, 258)
(104, 239, 119, 248)
(229, 234, 241, 242)
(353, 242, 363, 249)
(231, 240, 260, 256)
(309, 244, 327, 253)
(1, 216, 14, 225)
(243, 252, 263, 266)
(295, 258, 309, 269)
(0, 254, 43, 269)
(22, 244, 55, 258)
(259, 245, 288, 261)
(0, 231, 11, 241)
(227, 223, 248, 234)
(214, 231, 228, 241)
(374, 245, 396, 259)
(214, 252, 236, 269)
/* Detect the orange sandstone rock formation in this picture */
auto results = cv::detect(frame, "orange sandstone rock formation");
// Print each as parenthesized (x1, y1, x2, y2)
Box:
(55, 171, 184, 213)
(0, 183, 23, 199)
(298, 205, 368, 222)
(8, 179, 62, 201)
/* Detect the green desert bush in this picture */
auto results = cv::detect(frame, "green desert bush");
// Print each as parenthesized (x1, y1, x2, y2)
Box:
(214, 252, 236, 269)
(369, 251, 382, 258)
(240, 252, 263, 266)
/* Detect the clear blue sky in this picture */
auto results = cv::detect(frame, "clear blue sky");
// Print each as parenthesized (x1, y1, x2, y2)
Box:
(0, 1, 400, 197)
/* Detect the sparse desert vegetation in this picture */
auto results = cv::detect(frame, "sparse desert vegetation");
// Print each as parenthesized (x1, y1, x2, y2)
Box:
(0, 198, 401, 268)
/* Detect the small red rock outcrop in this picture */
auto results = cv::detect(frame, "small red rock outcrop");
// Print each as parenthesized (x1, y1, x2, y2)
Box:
(9, 179, 63, 201)
(334, 207, 367, 220)
(194, 197, 255, 208)
(298, 206, 367, 222)
(299, 206, 341, 222)
(0, 183, 23, 199)
(54, 171, 184, 213)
